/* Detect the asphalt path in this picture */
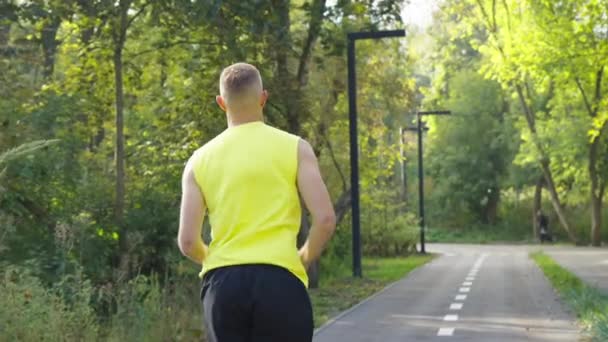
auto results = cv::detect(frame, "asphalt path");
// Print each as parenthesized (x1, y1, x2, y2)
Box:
(541, 245, 608, 294)
(314, 244, 582, 342)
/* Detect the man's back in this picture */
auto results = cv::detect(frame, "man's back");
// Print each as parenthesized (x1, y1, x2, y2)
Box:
(191, 121, 307, 285)
(177, 63, 335, 342)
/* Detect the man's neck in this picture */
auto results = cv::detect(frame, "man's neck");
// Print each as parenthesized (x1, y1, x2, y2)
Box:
(227, 112, 264, 128)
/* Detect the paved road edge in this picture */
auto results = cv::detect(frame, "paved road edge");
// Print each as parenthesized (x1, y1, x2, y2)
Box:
(313, 254, 442, 336)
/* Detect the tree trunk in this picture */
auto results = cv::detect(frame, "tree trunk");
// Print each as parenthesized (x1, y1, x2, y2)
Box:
(271, 0, 330, 285)
(77, 0, 97, 46)
(334, 188, 352, 226)
(272, 0, 326, 135)
(514, 84, 577, 243)
(113, 2, 129, 273)
(113, 46, 126, 261)
(296, 0, 326, 87)
(307, 259, 319, 288)
(574, 69, 604, 247)
(40, 16, 61, 79)
(540, 160, 578, 243)
(0, 20, 15, 57)
(0, 22, 9, 47)
(600, 183, 606, 244)
(272, 0, 299, 134)
(400, 127, 408, 203)
(533, 176, 543, 239)
(589, 138, 602, 246)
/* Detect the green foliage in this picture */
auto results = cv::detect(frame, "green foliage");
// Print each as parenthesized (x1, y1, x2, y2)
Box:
(426, 71, 516, 224)
(102, 275, 203, 342)
(531, 252, 608, 341)
(426, 225, 532, 244)
(319, 218, 352, 283)
(3, 0, 608, 337)
(1, 0, 415, 337)
(0, 266, 203, 342)
(0, 267, 98, 342)
(416, 0, 608, 243)
(362, 212, 419, 256)
(0, 139, 59, 167)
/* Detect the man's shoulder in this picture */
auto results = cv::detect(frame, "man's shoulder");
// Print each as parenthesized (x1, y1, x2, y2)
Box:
(263, 124, 301, 141)
(190, 132, 227, 160)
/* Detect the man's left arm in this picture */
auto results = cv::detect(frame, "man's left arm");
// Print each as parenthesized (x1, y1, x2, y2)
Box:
(178, 158, 208, 264)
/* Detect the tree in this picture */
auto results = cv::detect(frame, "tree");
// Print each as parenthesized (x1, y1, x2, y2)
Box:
(426, 71, 515, 225)
(0, 0, 414, 289)
(465, 0, 582, 242)
(522, 1, 608, 246)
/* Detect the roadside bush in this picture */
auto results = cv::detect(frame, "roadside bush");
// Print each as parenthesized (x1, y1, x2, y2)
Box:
(319, 215, 353, 284)
(102, 274, 204, 342)
(363, 213, 419, 257)
(0, 266, 204, 342)
(0, 267, 99, 342)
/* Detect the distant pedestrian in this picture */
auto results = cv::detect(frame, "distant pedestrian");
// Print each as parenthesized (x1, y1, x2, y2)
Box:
(537, 210, 552, 243)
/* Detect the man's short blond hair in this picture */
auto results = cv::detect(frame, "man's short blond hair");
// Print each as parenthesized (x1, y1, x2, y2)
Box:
(219, 63, 263, 109)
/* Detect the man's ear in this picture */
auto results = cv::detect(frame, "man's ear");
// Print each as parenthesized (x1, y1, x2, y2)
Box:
(216, 95, 227, 112)
(260, 90, 268, 108)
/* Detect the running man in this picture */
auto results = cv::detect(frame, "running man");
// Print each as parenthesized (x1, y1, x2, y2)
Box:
(178, 62, 336, 342)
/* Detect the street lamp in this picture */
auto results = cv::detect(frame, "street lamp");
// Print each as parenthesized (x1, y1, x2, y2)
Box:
(348, 29, 406, 278)
(402, 125, 428, 202)
(416, 110, 450, 254)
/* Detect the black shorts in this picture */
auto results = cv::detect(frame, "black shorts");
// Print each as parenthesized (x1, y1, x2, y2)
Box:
(200, 264, 313, 342)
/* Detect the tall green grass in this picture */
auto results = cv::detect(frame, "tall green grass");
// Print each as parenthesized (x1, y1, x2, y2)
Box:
(1, 254, 435, 340)
(0, 267, 204, 342)
(426, 225, 534, 244)
(531, 252, 608, 341)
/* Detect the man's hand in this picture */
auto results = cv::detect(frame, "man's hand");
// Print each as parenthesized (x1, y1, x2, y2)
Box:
(178, 157, 208, 265)
(298, 246, 311, 270)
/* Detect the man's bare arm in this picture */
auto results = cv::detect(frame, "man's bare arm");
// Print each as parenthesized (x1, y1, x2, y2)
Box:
(297, 139, 336, 268)
(178, 159, 208, 264)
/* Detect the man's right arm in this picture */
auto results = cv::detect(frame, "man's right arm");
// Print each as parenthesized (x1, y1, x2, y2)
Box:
(297, 139, 336, 268)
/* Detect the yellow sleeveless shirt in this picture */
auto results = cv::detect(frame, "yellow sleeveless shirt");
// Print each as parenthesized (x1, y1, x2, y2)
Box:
(190, 121, 307, 286)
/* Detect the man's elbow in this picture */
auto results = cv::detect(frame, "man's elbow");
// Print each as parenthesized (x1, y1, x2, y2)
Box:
(318, 211, 337, 234)
(178, 237, 195, 257)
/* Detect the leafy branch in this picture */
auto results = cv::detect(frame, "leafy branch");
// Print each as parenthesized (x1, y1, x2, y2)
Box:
(0, 139, 60, 179)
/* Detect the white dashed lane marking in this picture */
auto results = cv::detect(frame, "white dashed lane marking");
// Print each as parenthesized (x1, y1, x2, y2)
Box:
(444, 314, 459, 321)
(437, 253, 488, 338)
(455, 294, 467, 301)
(450, 303, 463, 310)
(437, 327, 455, 336)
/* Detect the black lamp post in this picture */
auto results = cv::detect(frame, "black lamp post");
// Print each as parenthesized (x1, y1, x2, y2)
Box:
(415, 110, 451, 254)
(348, 29, 405, 278)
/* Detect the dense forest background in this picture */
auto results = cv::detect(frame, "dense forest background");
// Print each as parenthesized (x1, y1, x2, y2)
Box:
(1, 0, 606, 339)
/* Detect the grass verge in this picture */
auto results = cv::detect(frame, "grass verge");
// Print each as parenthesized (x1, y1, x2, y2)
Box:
(426, 227, 533, 244)
(310, 254, 435, 328)
(530, 252, 608, 341)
